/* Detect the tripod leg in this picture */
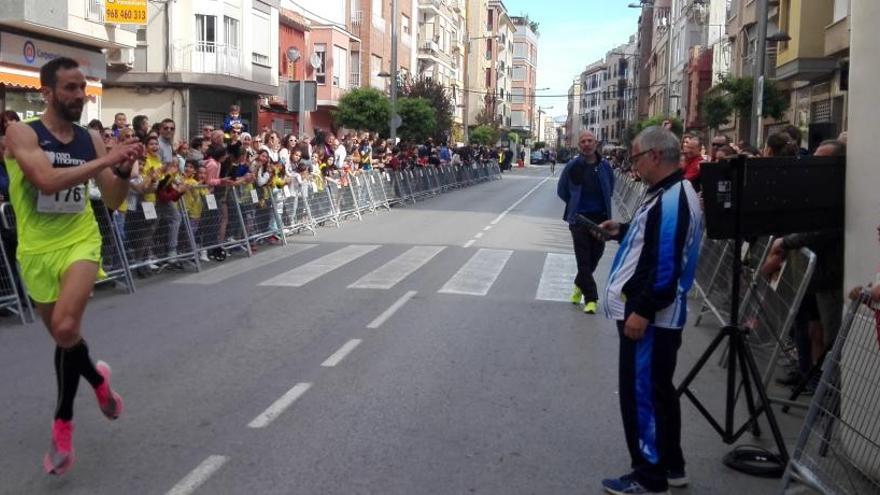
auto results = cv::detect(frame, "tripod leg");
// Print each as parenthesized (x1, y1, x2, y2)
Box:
(736, 336, 763, 437)
(738, 330, 790, 462)
(677, 326, 730, 396)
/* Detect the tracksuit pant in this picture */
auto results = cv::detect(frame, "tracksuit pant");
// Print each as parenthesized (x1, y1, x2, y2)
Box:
(569, 212, 607, 302)
(616, 321, 685, 492)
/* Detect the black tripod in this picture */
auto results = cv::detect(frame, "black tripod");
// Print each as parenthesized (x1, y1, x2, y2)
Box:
(676, 161, 789, 474)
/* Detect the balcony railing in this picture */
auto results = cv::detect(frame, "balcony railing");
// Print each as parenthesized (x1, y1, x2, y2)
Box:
(85, 0, 104, 22)
(349, 10, 363, 37)
(349, 72, 361, 89)
(172, 42, 242, 78)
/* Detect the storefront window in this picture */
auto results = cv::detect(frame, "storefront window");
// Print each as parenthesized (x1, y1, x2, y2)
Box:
(4, 88, 45, 121)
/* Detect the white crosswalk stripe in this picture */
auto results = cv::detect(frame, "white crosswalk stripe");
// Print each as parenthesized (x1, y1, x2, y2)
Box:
(438, 248, 513, 296)
(175, 244, 317, 285)
(536, 253, 577, 301)
(259, 244, 380, 287)
(349, 245, 446, 289)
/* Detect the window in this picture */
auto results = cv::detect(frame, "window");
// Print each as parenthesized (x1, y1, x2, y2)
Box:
(252, 11, 270, 66)
(371, 54, 383, 89)
(402, 14, 410, 35)
(512, 66, 526, 81)
(485, 68, 492, 87)
(333, 45, 347, 88)
(195, 14, 216, 51)
(511, 87, 524, 103)
(511, 111, 525, 127)
(372, 0, 382, 19)
(314, 44, 327, 84)
(224, 16, 239, 49)
(487, 9, 493, 30)
(514, 42, 526, 58)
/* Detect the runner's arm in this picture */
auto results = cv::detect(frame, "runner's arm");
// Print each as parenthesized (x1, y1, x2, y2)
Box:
(5, 123, 134, 196)
(91, 130, 136, 210)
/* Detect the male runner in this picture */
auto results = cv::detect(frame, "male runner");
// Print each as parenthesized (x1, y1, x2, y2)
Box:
(4, 57, 142, 475)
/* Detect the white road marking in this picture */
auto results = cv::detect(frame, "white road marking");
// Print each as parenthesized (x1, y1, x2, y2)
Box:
(349, 246, 445, 289)
(439, 249, 513, 296)
(175, 244, 317, 284)
(321, 339, 363, 367)
(259, 245, 379, 287)
(367, 290, 418, 329)
(489, 176, 550, 225)
(536, 253, 578, 301)
(247, 383, 312, 428)
(463, 239, 476, 248)
(165, 455, 229, 495)
(483, 226, 492, 231)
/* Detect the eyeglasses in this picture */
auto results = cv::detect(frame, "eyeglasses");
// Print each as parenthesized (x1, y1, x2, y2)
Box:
(630, 148, 655, 162)
(103, 133, 113, 139)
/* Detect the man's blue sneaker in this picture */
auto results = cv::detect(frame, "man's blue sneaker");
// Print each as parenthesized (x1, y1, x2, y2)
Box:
(667, 468, 688, 487)
(601, 473, 670, 495)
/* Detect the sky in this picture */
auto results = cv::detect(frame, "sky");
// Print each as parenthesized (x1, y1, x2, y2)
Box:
(501, 0, 642, 121)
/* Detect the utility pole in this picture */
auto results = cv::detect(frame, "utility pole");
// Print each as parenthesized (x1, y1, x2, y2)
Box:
(664, 0, 677, 117)
(389, 0, 400, 142)
(750, 0, 769, 148)
(463, 32, 470, 144)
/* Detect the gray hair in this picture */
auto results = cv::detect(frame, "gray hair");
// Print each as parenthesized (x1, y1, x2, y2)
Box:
(634, 125, 681, 165)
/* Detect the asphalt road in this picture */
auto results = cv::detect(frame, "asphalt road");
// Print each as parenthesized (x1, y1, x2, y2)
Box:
(0, 166, 802, 494)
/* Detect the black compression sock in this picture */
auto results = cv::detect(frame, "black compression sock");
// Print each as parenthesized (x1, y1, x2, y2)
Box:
(54, 345, 81, 421)
(72, 339, 104, 389)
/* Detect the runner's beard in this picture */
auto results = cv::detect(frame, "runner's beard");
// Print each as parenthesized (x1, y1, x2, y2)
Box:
(54, 98, 84, 123)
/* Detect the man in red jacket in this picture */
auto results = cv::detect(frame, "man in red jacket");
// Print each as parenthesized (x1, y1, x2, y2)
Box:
(680, 134, 703, 190)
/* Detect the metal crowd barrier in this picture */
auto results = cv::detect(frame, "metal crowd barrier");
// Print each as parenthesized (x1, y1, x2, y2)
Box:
(780, 290, 880, 494)
(0, 160, 503, 326)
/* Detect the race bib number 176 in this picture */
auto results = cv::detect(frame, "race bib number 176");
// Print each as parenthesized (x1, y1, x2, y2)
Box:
(37, 185, 86, 214)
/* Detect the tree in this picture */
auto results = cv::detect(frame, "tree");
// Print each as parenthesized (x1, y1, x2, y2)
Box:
(470, 125, 498, 146)
(396, 97, 437, 143)
(634, 115, 684, 137)
(399, 77, 454, 142)
(533, 141, 546, 150)
(333, 87, 390, 135)
(702, 91, 734, 131)
(706, 75, 790, 139)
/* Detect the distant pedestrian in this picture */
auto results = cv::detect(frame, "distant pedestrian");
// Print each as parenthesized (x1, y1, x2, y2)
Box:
(597, 126, 702, 495)
(557, 130, 614, 314)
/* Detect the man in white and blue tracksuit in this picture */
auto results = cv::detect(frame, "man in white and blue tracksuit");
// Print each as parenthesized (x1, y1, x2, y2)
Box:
(598, 126, 703, 495)
(557, 131, 614, 314)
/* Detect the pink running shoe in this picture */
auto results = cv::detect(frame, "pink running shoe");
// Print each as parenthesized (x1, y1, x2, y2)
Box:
(44, 419, 74, 475)
(94, 360, 124, 420)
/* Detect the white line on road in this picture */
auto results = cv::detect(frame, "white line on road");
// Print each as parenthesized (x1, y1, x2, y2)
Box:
(165, 455, 229, 495)
(462, 239, 476, 248)
(349, 246, 445, 289)
(483, 226, 492, 231)
(321, 339, 363, 367)
(259, 245, 379, 287)
(439, 249, 513, 296)
(367, 290, 418, 328)
(474, 233, 484, 239)
(175, 244, 317, 285)
(489, 176, 550, 225)
(247, 383, 313, 428)
(536, 253, 578, 302)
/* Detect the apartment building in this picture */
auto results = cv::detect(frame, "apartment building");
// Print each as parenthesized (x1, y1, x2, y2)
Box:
(347, 0, 415, 95)
(0, 0, 137, 124)
(487, 0, 513, 127)
(464, 0, 489, 131)
(565, 79, 582, 147)
(510, 16, 538, 138)
(773, 0, 849, 146)
(635, 3, 654, 121)
(707, 0, 730, 85)
(580, 60, 605, 140)
(102, 0, 280, 138)
(416, 0, 466, 127)
(601, 40, 637, 146)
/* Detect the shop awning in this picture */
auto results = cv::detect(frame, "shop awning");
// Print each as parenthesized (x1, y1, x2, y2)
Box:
(0, 66, 103, 97)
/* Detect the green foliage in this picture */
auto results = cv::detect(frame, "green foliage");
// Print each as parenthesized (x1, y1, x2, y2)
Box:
(507, 132, 520, 144)
(399, 77, 454, 142)
(469, 124, 497, 146)
(396, 97, 437, 143)
(533, 141, 546, 150)
(634, 115, 684, 138)
(715, 75, 790, 120)
(333, 88, 390, 135)
(702, 91, 734, 130)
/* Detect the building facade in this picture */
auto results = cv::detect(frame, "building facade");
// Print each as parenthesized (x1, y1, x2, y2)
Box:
(565, 78, 582, 147)
(0, 0, 137, 124)
(463, 0, 489, 131)
(103, 0, 280, 138)
(486, 0, 513, 127)
(416, 0, 466, 130)
(580, 60, 605, 140)
(347, 0, 415, 95)
(510, 16, 538, 138)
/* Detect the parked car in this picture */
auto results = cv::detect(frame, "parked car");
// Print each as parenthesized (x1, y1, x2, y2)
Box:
(530, 150, 546, 164)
